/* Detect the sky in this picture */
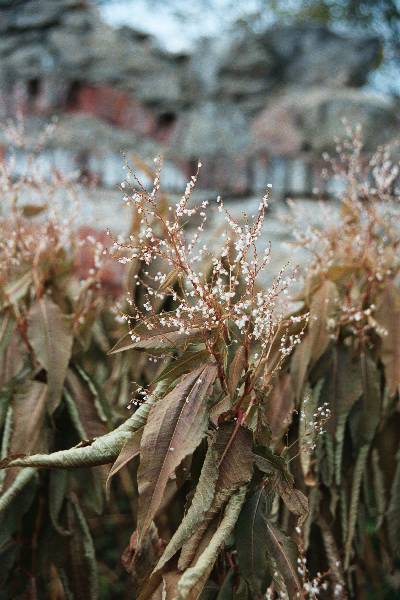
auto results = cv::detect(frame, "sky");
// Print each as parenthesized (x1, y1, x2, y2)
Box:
(100, 0, 271, 53)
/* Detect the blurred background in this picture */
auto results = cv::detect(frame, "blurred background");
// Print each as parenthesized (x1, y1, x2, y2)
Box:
(0, 0, 399, 215)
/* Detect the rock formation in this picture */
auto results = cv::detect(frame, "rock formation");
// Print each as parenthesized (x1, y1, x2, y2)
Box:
(0, 0, 398, 195)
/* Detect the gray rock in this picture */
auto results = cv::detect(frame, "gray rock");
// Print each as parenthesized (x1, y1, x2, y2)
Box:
(267, 25, 382, 88)
(253, 88, 399, 155)
(170, 102, 251, 158)
(214, 24, 382, 113)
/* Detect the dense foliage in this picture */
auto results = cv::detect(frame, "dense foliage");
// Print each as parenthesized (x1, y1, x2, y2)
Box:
(0, 137, 399, 599)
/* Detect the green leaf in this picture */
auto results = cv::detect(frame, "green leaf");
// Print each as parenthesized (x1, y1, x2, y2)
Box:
(137, 364, 218, 541)
(176, 487, 247, 600)
(27, 297, 73, 413)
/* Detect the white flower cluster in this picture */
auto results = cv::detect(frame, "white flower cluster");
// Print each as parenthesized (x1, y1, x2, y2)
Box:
(111, 160, 303, 374)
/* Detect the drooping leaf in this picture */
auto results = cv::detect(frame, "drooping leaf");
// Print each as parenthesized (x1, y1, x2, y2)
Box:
(179, 424, 254, 570)
(371, 448, 386, 529)
(236, 487, 273, 597)
(264, 519, 301, 598)
(109, 322, 208, 354)
(27, 297, 73, 413)
(176, 487, 247, 600)
(67, 495, 98, 600)
(319, 345, 363, 485)
(154, 433, 219, 573)
(49, 470, 70, 536)
(0, 313, 15, 355)
(274, 477, 308, 525)
(317, 516, 346, 591)
(106, 427, 143, 494)
(387, 446, 400, 556)
(356, 353, 381, 448)
(299, 381, 322, 483)
(153, 351, 209, 386)
(2, 381, 48, 490)
(3, 271, 32, 306)
(0, 467, 37, 513)
(65, 368, 108, 440)
(227, 346, 246, 398)
(344, 444, 369, 569)
(291, 280, 338, 398)
(1, 394, 155, 469)
(376, 282, 400, 397)
(263, 372, 295, 442)
(137, 364, 218, 540)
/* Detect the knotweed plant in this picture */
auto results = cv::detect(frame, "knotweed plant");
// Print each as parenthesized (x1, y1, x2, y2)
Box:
(0, 133, 137, 598)
(0, 159, 337, 600)
(282, 133, 400, 598)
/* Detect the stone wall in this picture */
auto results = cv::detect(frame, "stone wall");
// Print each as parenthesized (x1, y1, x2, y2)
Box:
(0, 0, 399, 195)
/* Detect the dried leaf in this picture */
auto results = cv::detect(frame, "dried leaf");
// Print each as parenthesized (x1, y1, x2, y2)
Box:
(357, 353, 381, 447)
(1, 394, 155, 469)
(179, 424, 254, 569)
(344, 444, 369, 569)
(387, 446, 400, 555)
(236, 487, 273, 597)
(176, 487, 247, 600)
(0, 467, 37, 513)
(317, 516, 346, 591)
(153, 351, 209, 386)
(227, 346, 246, 398)
(106, 427, 143, 494)
(263, 519, 301, 598)
(109, 323, 207, 354)
(3, 271, 32, 306)
(376, 282, 400, 397)
(274, 478, 308, 525)
(67, 495, 98, 600)
(65, 369, 108, 439)
(154, 434, 219, 573)
(2, 381, 47, 490)
(137, 365, 218, 540)
(49, 470, 70, 536)
(263, 372, 294, 441)
(27, 297, 73, 413)
(291, 280, 338, 398)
